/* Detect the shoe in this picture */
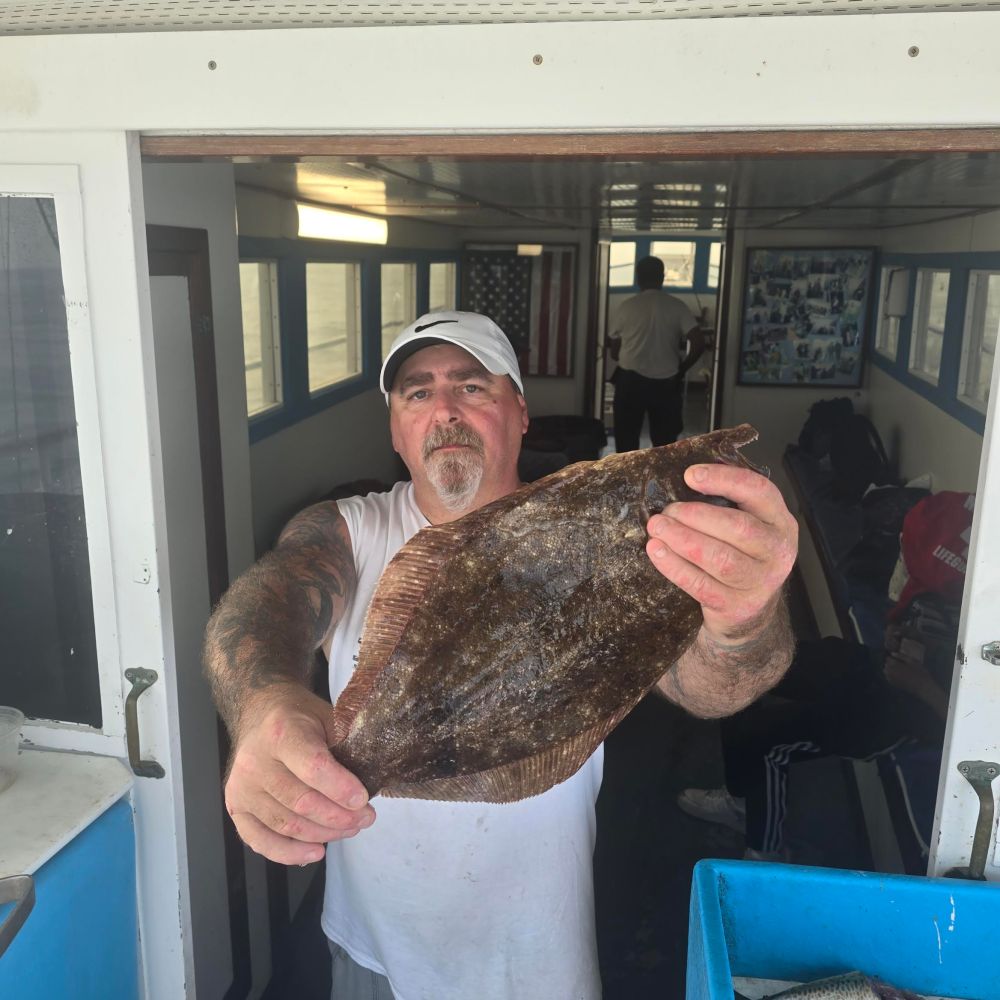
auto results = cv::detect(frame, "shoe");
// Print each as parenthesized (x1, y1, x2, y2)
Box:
(676, 787, 747, 834)
(743, 846, 788, 862)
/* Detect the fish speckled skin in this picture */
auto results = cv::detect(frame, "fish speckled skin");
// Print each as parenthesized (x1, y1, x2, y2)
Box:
(330, 424, 761, 803)
(766, 972, 925, 999)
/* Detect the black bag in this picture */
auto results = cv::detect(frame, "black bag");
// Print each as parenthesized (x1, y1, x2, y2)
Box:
(829, 414, 895, 504)
(797, 397, 854, 459)
(842, 485, 930, 590)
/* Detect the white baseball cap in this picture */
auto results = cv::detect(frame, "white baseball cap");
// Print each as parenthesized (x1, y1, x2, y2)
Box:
(379, 310, 524, 404)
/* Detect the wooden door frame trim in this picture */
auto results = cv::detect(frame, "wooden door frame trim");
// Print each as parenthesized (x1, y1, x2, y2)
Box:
(140, 128, 1000, 161)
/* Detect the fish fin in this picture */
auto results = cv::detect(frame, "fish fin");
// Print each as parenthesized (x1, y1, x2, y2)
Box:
(870, 981, 926, 1000)
(381, 698, 639, 803)
(330, 521, 465, 743)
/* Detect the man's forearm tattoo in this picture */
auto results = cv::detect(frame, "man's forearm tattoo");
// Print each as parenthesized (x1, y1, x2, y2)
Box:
(659, 596, 794, 718)
(203, 503, 356, 737)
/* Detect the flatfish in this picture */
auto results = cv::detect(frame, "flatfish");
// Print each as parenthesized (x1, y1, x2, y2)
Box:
(330, 424, 762, 803)
(760, 972, 925, 999)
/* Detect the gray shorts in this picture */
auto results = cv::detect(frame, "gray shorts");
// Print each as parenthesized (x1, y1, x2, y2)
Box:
(329, 940, 395, 1000)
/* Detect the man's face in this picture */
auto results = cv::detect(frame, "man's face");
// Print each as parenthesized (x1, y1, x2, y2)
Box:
(389, 343, 528, 514)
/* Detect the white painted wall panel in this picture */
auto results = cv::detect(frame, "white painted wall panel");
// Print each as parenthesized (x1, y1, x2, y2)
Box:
(0, 16, 998, 133)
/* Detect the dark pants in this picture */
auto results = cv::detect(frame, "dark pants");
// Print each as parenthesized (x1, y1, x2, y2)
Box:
(612, 367, 683, 452)
(721, 638, 942, 853)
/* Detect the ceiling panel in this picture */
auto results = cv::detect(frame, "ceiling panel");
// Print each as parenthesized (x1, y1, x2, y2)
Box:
(234, 151, 1000, 236)
(833, 153, 1000, 207)
(7, 1, 1000, 36)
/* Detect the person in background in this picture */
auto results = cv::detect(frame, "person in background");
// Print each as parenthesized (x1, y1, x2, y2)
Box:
(607, 255, 706, 452)
(678, 598, 957, 861)
(679, 490, 974, 862)
(203, 311, 797, 1000)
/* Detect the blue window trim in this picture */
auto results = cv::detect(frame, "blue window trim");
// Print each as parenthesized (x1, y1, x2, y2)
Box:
(239, 236, 460, 442)
(609, 236, 723, 294)
(870, 251, 1000, 436)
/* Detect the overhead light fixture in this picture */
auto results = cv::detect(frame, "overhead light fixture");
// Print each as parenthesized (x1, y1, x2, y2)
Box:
(517, 244, 543, 256)
(296, 202, 387, 244)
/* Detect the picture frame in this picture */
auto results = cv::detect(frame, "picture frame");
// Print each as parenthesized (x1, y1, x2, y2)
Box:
(737, 247, 874, 388)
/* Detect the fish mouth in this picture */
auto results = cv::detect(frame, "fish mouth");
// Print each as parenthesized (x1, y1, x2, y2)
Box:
(718, 425, 769, 479)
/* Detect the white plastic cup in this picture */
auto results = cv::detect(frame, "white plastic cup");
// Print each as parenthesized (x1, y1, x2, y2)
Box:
(0, 706, 24, 794)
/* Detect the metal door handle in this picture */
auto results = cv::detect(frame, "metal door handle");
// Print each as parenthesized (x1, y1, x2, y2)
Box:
(946, 759, 999, 880)
(0, 874, 35, 959)
(124, 668, 165, 779)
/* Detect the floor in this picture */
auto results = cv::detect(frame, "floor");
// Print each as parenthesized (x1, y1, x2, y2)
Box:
(265, 406, 874, 1000)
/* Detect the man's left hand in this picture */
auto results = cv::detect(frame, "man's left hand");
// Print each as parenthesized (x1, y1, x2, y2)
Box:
(645, 462, 798, 642)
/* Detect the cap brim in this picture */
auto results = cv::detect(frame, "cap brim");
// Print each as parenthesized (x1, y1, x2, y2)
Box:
(380, 335, 523, 397)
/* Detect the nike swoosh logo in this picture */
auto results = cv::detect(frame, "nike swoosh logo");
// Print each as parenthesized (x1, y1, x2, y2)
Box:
(413, 319, 460, 333)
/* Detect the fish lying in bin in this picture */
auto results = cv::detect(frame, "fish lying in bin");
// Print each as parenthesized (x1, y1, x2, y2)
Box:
(737, 970, 928, 999)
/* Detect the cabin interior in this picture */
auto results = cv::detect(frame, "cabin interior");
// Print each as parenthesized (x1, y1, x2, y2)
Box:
(147, 148, 990, 996)
(2, 103, 998, 1000)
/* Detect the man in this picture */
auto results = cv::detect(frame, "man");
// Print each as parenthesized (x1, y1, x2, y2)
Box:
(204, 310, 797, 1000)
(608, 255, 706, 452)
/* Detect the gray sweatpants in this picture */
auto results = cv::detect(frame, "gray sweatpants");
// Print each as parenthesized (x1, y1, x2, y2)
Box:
(329, 940, 395, 1000)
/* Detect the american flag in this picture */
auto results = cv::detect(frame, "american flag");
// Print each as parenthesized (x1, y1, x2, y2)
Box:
(527, 247, 575, 378)
(462, 246, 575, 378)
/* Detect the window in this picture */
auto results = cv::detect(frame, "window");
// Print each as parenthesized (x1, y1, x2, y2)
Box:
(707, 242, 722, 290)
(306, 262, 362, 394)
(959, 270, 999, 413)
(609, 242, 635, 287)
(381, 262, 417, 357)
(650, 240, 696, 287)
(909, 269, 950, 384)
(874, 266, 908, 362)
(238, 261, 282, 417)
(0, 196, 100, 727)
(429, 261, 457, 313)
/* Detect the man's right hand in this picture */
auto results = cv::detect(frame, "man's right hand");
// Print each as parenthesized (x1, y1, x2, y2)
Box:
(224, 683, 375, 865)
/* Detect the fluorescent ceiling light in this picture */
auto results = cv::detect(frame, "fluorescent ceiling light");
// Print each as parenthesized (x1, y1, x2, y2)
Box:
(296, 203, 387, 244)
(517, 244, 543, 256)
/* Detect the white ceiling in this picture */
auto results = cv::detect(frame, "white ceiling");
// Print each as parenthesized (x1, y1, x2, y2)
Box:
(4, 0, 1000, 35)
(233, 152, 1000, 235)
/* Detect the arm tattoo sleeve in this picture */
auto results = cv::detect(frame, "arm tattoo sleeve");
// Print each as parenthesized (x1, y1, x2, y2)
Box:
(202, 502, 357, 738)
(657, 595, 794, 719)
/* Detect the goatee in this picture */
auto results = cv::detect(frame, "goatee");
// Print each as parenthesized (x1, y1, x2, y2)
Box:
(423, 424, 486, 512)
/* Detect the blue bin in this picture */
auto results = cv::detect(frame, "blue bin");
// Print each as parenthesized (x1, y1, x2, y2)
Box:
(687, 859, 999, 1000)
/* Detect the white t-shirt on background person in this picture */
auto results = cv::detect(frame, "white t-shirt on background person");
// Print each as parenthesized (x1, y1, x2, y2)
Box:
(612, 289, 699, 379)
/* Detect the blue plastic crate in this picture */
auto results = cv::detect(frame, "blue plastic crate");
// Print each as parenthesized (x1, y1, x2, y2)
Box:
(687, 859, 999, 1000)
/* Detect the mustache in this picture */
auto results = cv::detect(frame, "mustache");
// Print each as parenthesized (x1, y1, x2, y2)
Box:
(422, 424, 485, 461)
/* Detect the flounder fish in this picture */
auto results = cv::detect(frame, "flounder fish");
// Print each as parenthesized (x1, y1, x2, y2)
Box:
(761, 972, 925, 999)
(330, 424, 762, 803)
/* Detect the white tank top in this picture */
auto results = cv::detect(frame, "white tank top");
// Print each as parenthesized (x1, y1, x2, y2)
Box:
(322, 481, 603, 1000)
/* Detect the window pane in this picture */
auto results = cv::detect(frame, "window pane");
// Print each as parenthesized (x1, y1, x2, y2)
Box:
(959, 270, 1000, 412)
(0, 196, 100, 727)
(429, 262, 457, 313)
(650, 240, 696, 287)
(306, 262, 362, 393)
(609, 242, 635, 287)
(909, 269, 949, 384)
(381, 262, 417, 358)
(875, 266, 904, 361)
(707, 242, 722, 289)
(239, 261, 282, 417)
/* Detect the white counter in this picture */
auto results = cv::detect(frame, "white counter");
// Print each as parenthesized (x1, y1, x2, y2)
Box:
(0, 747, 133, 877)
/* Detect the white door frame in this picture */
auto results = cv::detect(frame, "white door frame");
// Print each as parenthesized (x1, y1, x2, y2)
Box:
(1, 132, 193, 998)
(929, 345, 1000, 879)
